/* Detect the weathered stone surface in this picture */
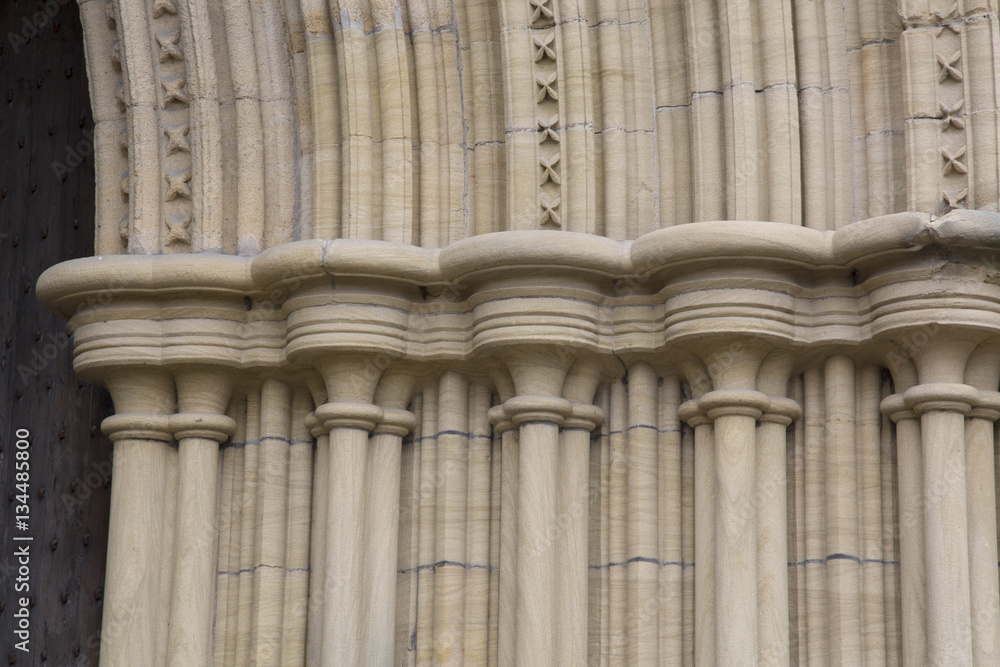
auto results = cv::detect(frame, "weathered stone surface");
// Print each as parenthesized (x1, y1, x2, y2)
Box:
(36, 0, 1000, 664)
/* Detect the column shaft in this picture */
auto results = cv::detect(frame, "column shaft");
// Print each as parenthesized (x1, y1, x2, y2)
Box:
(363, 431, 404, 665)
(557, 427, 590, 666)
(756, 418, 790, 666)
(322, 426, 369, 664)
(692, 421, 715, 667)
(100, 437, 172, 667)
(966, 415, 1000, 665)
(166, 436, 221, 667)
(921, 408, 973, 664)
(515, 421, 560, 665)
(894, 414, 927, 666)
(712, 412, 759, 665)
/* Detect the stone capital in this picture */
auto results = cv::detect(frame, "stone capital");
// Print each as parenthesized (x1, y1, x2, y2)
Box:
(314, 401, 385, 432)
(170, 412, 237, 443)
(101, 413, 173, 443)
(373, 407, 418, 437)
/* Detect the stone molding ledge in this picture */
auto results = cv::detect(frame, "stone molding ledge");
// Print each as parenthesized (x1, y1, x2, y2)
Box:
(37, 210, 1000, 389)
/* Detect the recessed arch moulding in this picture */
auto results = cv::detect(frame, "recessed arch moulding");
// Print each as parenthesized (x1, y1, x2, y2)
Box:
(39, 0, 1000, 663)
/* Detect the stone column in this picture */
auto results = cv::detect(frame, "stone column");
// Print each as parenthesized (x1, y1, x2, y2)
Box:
(363, 406, 417, 665)
(165, 371, 235, 667)
(756, 396, 800, 666)
(965, 392, 1000, 665)
(700, 389, 771, 666)
(906, 382, 978, 665)
(557, 402, 603, 665)
(676, 401, 714, 667)
(489, 346, 601, 663)
(508, 394, 570, 665)
(315, 399, 384, 664)
(99, 370, 175, 667)
(879, 393, 926, 667)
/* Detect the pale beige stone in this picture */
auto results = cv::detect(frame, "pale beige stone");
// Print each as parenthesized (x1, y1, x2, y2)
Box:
(36, 0, 1000, 663)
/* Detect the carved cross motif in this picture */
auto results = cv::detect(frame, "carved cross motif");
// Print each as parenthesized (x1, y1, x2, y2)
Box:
(937, 51, 963, 83)
(540, 193, 561, 226)
(537, 114, 559, 143)
(535, 71, 558, 103)
(942, 187, 968, 211)
(934, 2, 960, 22)
(529, 0, 553, 24)
(539, 154, 560, 185)
(165, 212, 192, 244)
(164, 123, 191, 155)
(939, 99, 965, 130)
(533, 31, 556, 62)
(941, 146, 968, 175)
(153, 0, 179, 19)
(165, 169, 192, 200)
(156, 30, 183, 63)
(161, 75, 190, 105)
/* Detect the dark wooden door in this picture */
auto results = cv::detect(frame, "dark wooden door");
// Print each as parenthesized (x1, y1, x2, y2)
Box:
(1, 1, 112, 664)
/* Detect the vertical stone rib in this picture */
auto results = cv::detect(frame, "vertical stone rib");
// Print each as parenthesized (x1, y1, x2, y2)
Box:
(594, 4, 627, 239)
(282, 0, 315, 240)
(625, 363, 659, 663)
(415, 383, 439, 661)
(233, 387, 261, 665)
(879, 378, 902, 665)
(679, 417, 696, 665)
(658, 378, 683, 662)
(464, 384, 493, 663)
(497, 418, 519, 666)
(410, 1, 443, 245)
(303, 0, 342, 239)
(802, 368, 828, 664)
(220, 397, 248, 664)
(116, 2, 162, 252)
(823, 355, 862, 664)
(305, 425, 328, 665)
(556, 0, 597, 234)
(213, 410, 237, 665)
(433, 372, 471, 658)
(251, 0, 297, 248)
(757, 0, 801, 225)
(280, 388, 313, 666)
(681, 0, 725, 221)
(499, 0, 540, 231)
(372, 5, 414, 244)
(856, 365, 886, 664)
(621, 5, 656, 239)
(177, 0, 225, 251)
(333, 2, 375, 240)
(79, 0, 128, 254)
(458, 0, 506, 236)
(607, 380, 629, 663)
(249, 379, 292, 663)
(717, 0, 760, 221)
(790, 375, 808, 664)
(648, 0, 692, 227)
(966, 13, 1000, 211)
(221, 0, 265, 254)
(692, 417, 715, 665)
